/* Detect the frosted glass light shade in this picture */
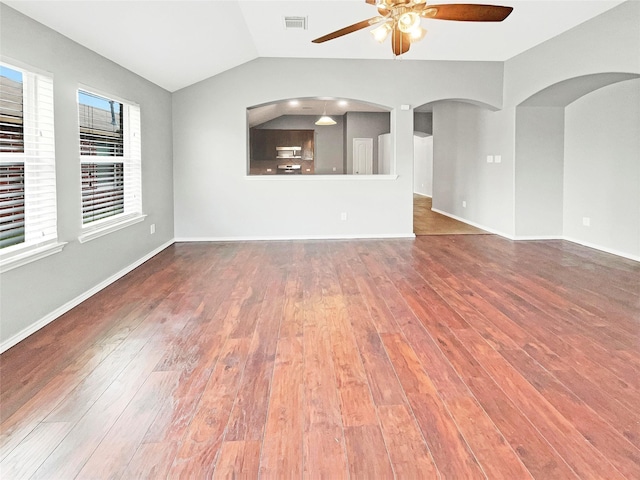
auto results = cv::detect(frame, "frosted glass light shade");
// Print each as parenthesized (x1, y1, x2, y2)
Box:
(315, 115, 337, 126)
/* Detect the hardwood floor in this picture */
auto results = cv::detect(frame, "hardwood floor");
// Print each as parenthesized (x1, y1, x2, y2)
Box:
(414, 194, 489, 235)
(1, 236, 639, 479)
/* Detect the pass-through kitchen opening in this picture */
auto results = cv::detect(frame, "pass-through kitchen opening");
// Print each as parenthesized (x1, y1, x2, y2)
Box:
(246, 98, 392, 176)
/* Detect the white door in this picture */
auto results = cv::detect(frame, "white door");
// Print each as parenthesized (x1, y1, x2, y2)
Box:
(353, 138, 373, 175)
(378, 133, 391, 174)
(413, 135, 433, 196)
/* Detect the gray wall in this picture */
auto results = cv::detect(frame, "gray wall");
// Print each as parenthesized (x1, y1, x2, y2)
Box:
(430, 0, 639, 246)
(414, 112, 433, 135)
(255, 115, 344, 174)
(344, 112, 391, 174)
(0, 5, 174, 346)
(172, 57, 503, 241)
(504, 1, 640, 108)
(515, 107, 565, 237)
(563, 78, 640, 257)
(432, 101, 515, 235)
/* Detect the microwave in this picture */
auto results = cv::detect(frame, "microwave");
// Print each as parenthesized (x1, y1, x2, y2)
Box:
(276, 146, 302, 159)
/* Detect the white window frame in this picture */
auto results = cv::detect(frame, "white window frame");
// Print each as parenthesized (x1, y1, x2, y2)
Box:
(0, 60, 65, 273)
(77, 86, 144, 243)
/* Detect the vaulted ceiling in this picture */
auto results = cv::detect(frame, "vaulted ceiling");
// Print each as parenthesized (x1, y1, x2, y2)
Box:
(4, 0, 626, 92)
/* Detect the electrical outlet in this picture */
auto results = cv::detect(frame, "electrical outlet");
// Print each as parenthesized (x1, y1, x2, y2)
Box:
(341, 212, 348, 221)
(333, 167, 337, 172)
(462, 201, 467, 208)
(582, 217, 591, 227)
(494, 155, 502, 163)
(150, 223, 156, 234)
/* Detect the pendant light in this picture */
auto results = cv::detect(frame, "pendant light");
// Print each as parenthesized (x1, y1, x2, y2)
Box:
(315, 102, 336, 126)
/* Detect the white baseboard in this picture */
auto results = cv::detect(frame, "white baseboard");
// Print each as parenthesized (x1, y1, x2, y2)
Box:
(175, 233, 416, 242)
(426, 208, 639, 262)
(413, 192, 432, 198)
(0, 239, 175, 354)
(513, 235, 563, 241)
(498, 234, 638, 262)
(430, 208, 514, 239)
(562, 236, 640, 262)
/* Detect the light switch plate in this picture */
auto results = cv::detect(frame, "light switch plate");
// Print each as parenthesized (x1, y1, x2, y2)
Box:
(487, 155, 494, 163)
(494, 155, 502, 163)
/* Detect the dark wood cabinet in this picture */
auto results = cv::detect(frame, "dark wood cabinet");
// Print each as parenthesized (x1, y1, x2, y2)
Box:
(249, 128, 315, 174)
(250, 129, 313, 161)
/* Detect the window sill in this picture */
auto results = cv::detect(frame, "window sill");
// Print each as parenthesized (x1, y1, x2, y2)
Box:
(78, 213, 146, 244)
(0, 241, 67, 273)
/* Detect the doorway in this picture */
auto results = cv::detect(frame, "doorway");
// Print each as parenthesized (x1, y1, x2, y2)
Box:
(413, 195, 489, 235)
(353, 138, 373, 175)
(412, 131, 488, 235)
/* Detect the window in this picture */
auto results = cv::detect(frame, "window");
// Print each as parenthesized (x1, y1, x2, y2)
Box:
(78, 89, 142, 240)
(0, 63, 62, 271)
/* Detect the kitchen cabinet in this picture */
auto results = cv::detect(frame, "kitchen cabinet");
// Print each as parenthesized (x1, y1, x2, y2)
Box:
(250, 129, 314, 162)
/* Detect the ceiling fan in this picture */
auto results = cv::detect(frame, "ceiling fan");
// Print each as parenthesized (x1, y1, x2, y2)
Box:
(312, 1, 513, 56)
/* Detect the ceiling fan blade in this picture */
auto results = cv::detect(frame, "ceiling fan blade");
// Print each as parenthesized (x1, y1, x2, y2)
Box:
(419, 4, 513, 22)
(312, 17, 384, 43)
(391, 26, 411, 56)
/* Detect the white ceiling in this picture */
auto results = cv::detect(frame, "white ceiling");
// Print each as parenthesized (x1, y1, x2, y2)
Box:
(248, 98, 389, 126)
(3, 0, 627, 92)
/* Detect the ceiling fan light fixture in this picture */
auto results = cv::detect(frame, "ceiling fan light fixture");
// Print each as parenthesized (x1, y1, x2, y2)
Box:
(398, 12, 421, 34)
(311, 2, 514, 58)
(410, 26, 427, 41)
(371, 22, 392, 43)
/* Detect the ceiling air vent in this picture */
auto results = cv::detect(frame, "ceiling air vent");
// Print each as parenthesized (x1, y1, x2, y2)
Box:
(284, 16, 307, 30)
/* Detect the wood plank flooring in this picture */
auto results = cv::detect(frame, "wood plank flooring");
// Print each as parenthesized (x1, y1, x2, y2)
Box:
(1, 236, 639, 479)
(414, 194, 489, 235)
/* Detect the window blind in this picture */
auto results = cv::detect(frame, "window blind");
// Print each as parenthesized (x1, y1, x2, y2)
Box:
(24, 73, 57, 246)
(81, 162, 124, 223)
(0, 162, 24, 248)
(123, 104, 142, 216)
(79, 89, 141, 226)
(0, 66, 57, 252)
